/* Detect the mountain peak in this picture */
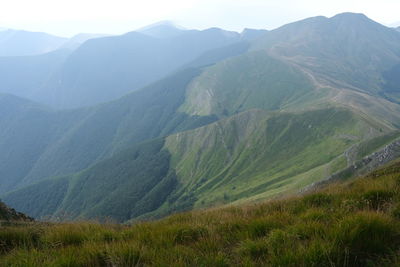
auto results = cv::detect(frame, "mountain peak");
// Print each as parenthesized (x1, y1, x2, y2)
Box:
(330, 12, 372, 23)
(137, 21, 186, 38)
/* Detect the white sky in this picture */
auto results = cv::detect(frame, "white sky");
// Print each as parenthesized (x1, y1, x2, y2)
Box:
(0, 0, 399, 37)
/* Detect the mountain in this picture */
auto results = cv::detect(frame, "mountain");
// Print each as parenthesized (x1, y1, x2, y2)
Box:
(397, 26, 400, 32)
(0, 29, 67, 56)
(7, 27, 242, 108)
(0, 34, 107, 101)
(2, 13, 400, 223)
(0, 68, 219, 194)
(252, 13, 400, 104)
(247, 13, 400, 125)
(137, 21, 186, 38)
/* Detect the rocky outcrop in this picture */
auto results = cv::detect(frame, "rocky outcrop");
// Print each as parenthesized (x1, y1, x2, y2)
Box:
(301, 139, 400, 192)
(0, 201, 33, 223)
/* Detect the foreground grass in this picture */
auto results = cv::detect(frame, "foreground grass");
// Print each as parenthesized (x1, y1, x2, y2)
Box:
(2, 162, 400, 266)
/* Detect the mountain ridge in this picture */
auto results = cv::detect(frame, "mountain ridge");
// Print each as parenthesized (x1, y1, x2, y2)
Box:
(3, 106, 395, 222)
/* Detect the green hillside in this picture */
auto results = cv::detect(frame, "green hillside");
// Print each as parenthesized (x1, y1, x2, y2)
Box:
(163, 107, 393, 209)
(180, 51, 317, 117)
(4, 107, 396, 222)
(0, 68, 216, 194)
(180, 13, 400, 125)
(2, 160, 400, 266)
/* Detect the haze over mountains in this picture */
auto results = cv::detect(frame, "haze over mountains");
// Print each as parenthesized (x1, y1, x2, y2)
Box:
(1, 13, 400, 223)
(0, 29, 67, 56)
(0, 22, 266, 108)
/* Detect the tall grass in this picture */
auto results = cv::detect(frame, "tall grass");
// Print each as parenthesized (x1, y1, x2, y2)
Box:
(2, 161, 400, 266)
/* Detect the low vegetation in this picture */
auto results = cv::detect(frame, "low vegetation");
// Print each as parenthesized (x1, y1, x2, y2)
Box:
(2, 160, 400, 266)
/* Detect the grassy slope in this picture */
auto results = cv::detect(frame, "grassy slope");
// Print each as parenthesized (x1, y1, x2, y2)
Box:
(180, 51, 317, 117)
(2, 160, 400, 266)
(248, 13, 400, 126)
(3, 138, 176, 222)
(180, 36, 400, 128)
(4, 107, 395, 222)
(163, 107, 392, 211)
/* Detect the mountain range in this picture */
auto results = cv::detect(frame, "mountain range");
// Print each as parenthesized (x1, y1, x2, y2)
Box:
(1, 13, 400, 223)
(0, 24, 265, 108)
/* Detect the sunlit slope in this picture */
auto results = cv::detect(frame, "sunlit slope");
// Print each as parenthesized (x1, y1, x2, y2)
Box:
(180, 51, 316, 117)
(163, 107, 393, 209)
(180, 47, 400, 126)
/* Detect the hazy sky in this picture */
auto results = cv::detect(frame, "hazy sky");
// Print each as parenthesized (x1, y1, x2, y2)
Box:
(1, 0, 399, 37)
